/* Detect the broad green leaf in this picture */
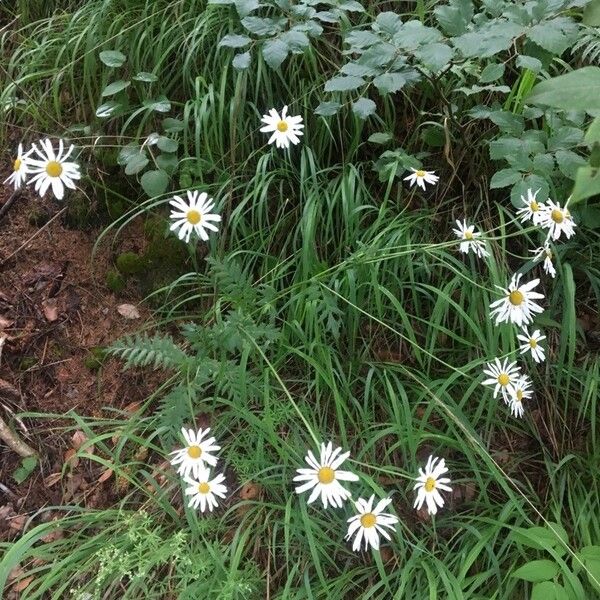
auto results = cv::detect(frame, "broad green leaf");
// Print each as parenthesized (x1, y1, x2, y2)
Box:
(314, 11, 339, 23)
(579, 546, 600, 562)
(95, 101, 121, 118)
(338, 0, 364, 11)
(340, 62, 378, 77)
(570, 166, 600, 205)
(531, 581, 563, 600)
(124, 153, 149, 175)
(324, 75, 364, 92)
(141, 169, 169, 197)
(262, 38, 289, 68)
(517, 55, 542, 72)
(314, 101, 341, 116)
(489, 111, 524, 136)
(99, 50, 126, 67)
(480, 63, 505, 83)
(512, 560, 559, 583)
(547, 126, 584, 151)
(163, 118, 184, 133)
(241, 16, 283, 36)
(156, 153, 179, 175)
(556, 150, 587, 178)
(414, 42, 453, 72)
(101, 80, 130, 97)
(511, 175, 549, 208)
(584, 116, 600, 145)
(532, 153, 554, 175)
(527, 17, 578, 55)
(233, 51, 251, 69)
(144, 97, 171, 113)
(490, 168, 521, 189)
(368, 132, 392, 144)
(235, 0, 259, 18)
(584, 0, 600, 26)
(345, 30, 380, 49)
(13, 456, 38, 484)
(352, 98, 376, 119)
(527, 67, 600, 112)
(219, 34, 252, 48)
(456, 83, 510, 95)
(511, 525, 567, 551)
(281, 29, 309, 52)
(157, 136, 178, 153)
(395, 21, 442, 50)
(133, 72, 158, 82)
(434, 0, 473, 36)
(373, 72, 406, 94)
(118, 144, 141, 165)
(374, 11, 402, 34)
(453, 22, 522, 58)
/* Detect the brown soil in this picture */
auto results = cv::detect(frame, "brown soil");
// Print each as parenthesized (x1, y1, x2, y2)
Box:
(0, 173, 158, 541)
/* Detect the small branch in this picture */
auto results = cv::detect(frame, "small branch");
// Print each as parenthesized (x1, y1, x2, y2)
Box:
(0, 415, 37, 457)
(0, 189, 21, 222)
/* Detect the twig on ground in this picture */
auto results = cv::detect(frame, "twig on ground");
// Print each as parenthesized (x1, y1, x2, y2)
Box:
(0, 190, 21, 222)
(0, 415, 37, 457)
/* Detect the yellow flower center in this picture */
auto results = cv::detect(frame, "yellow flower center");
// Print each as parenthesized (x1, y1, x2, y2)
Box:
(13, 158, 22, 171)
(415, 170, 426, 177)
(277, 120, 288, 132)
(498, 373, 510, 387)
(530, 201, 539, 212)
(186, 210, 202, 225)
(529, 339, 537, 349)
(464, 231, 474, 240)
(360, 513, 377, 528)
(46, 161, 63, 177)
(317, 466, 335, 484)
(197, 482, 210, 494)
(424, 477, 436, 492)
(551, 209, 564, 223)
(509, 290, 524, 306)
(516, 389, 523, 402)
(187, 445, 202, 459)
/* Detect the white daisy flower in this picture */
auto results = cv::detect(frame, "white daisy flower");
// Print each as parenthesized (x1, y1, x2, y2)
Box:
(169, 427, 221, 479)
(260, 105, 304, 149)
(531, 244, 556, 278)
(293, 441, 359, 509)
(540, 200, 576, 241)
(507, 375, 533, 418)
(489, 273, 544, 327)
(169, 190, 222, 243)
(26, 139, 81, 200)
(345, 495, 399, 552)
(413, 455, 452, 516)
(482, 357, 521, 402)
(452, 219, 489, 258)
(4, 143, 33, 190)
(516, 188, 546, 225)
(403, 168, 439, 190)
(516, 327, 546, 363)
(183, 467, 227, 513)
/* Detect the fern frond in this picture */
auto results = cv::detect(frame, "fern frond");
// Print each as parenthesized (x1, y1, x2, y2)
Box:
(108, 333, 189, 371)
(572, 26, 600, 65)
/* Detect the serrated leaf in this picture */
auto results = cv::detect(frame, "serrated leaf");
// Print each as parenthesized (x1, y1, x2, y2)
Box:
(95, 101, 121, 118)
(99, 50, 126, 67)
(352, 97, 376, 119)
(547, 126, 583, 151)
(233, 51, 251, 69)
(141, 169, 169, 197)
(434, 0, 473, 36)
(133, 72, 158, 82)
(262, 38, 289, 68)
(527, 17, 578, 55)
(102, 80, 130, 97)
(373, 72, 406, 94)
(556, 150, 586, 178)
(489, 110, 524, 136)
(219, 34, 252, 48)
(124, 153, 149, 175)
(414, 42, 453, 72)
(314, 101, 341, 116)
(157, 136, 178, 153)
(480, 63, 505, 83)
(490, 168, 521, 188)
(368, 132, 392, 144)
(242, 16, 283, 36)
(527, 67, 600, 112)
(512, 560, 559, 583)
(324, 75, 364, 92)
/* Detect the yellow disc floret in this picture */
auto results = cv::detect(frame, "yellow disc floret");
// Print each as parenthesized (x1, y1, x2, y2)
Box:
(415, 169, 426, 177)
(46, 161, 63, 177)
(198, 482, 210, 494)
(277, 120, 289, 132)
(14, 158, 22, 171)
(317, 466, 335, 484)
(551, 209, 564, 223)
(186, 210, 202, 225)
(498, 373, 510, 387)
(424, 477, 436, 492)
(360, 513, 377, 528)
(509, 290, 524, 306)
(187, 445, 202, 459)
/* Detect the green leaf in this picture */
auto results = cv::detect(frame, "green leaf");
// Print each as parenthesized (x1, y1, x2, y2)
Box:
(241, 16, 283, 36)
(373, 72, 406, 94)
(219, 34, 252, 48)
(281, 29, 309, 52)
(517, 54, 542, 72)
(156, 153, 179, 175)
(99, 50, 126, 67)
(324, 75, 364, 92)
(368, 132, 392, 144)
(95, 101, 121, 118)
(101, 80, 130, 96)
(585, 116, 600, 146)
(548, 126, 584, 151)
(490, 168, 521, 189)
(527, 67, 600, 112)
(434, 0, 473, 36)
(453, 22, 522, 58)
(13, 456, 37, 484)
(314, 101, 341, 116)
(141, 169, 169, 197)
(414, 42, 453, 72)
(512, 560, 559, 583)
(235, 0, 259, 18)
(511, 524, 568, 553)
(118, 144, 141, 166)
(556, 150, 586, 178)
(570, 166, 600, 205)
(124, 153, 149, 175)
(157, 136, 178, 153)
(163, 118, 184, 133)
(511, 175, 549, 208)
(233, 51, 251, 69)
(133, 72, 158, 82)
(531, 581, 566, 600)
(489, 111, 524, 136)
(583, 0, 600, 26)
(527, 17, 578, 55)
(352, 98, 376, 119)
(533, 153, 554, 175)
(338, 0, 364, 11)
(480, 63, 505, 83)
(144, 97, 171, 113)
(262, 38, 289, 68)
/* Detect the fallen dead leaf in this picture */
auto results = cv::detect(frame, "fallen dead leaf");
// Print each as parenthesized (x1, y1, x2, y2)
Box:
(12, 575, 34, 592)
(72, 430, 94, 455)
(40, 527, 63, 543)
(123, 401, 141, 414)
(64, 448, 79, 468)
(8, 515, 27, 531)
(44, 473, 63, 488)
(116, 303, 140, 319)
(239, 482, 261, 500)
(0, 504, 16, 520)
(98, 468, 113, 483)
(42, 298, 59, 322)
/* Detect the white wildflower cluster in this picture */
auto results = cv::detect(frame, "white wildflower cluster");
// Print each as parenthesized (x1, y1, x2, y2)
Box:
(169, 427, 227, 513)
(293, 441, 452, 552)
(4, 139, 81, 200)
(480, 188, 576, 419)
